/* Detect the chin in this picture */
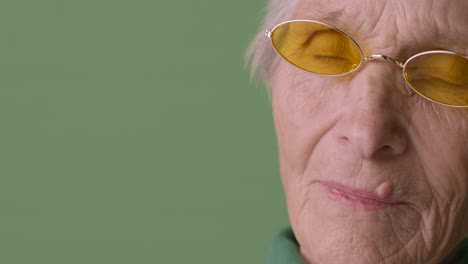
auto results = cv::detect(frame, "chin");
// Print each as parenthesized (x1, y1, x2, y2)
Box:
(288, 183, 430, 264)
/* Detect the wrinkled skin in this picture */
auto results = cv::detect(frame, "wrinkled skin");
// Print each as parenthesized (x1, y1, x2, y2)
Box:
(272, 0, 468, 263)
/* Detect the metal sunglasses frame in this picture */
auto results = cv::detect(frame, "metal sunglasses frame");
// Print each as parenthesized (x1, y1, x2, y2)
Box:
(265, 19, 468, 108)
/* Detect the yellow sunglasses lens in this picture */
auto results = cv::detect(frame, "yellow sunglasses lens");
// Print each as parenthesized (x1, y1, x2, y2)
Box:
(271, 21, 362, 75)
(404, 53, 468, 107)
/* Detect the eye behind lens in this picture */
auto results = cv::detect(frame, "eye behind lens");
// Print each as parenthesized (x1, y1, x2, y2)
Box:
(404, 51, 468, 107)
(270, 20, 363, 76)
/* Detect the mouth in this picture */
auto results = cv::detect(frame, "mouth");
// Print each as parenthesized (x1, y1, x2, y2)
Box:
(319, 181, 406, 210)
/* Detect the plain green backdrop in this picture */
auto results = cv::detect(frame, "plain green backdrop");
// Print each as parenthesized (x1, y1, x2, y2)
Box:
(0, 0, 289, 263)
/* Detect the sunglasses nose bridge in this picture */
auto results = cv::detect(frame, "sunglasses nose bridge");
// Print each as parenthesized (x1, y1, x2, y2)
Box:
(365, 55, 404, 68)
(364, 55, 414, 95)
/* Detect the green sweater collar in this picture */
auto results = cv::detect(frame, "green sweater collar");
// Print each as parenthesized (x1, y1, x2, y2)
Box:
(268, 227, 468, 264)
(268, 227, 305, 264)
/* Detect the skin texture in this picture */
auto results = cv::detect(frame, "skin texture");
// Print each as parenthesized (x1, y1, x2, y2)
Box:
(271, 0, 468, 263)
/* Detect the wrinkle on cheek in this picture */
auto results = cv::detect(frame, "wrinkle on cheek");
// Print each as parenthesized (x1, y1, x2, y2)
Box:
(288, 75, 338, 111)
(297, 180, 313, 229)
(273, 65, 344, 176)
(409, 102, 468, 186)
(406, 103, 468, 258)
(272, 66, 328, 116)
(418, 197, 458, 258)
(298, 113, 341, 177)
(282, 74, 344, 124)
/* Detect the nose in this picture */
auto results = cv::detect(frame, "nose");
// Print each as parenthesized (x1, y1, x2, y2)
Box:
(337, 65, 408, 160)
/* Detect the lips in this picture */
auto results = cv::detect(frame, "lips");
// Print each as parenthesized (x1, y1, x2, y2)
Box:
(319, 181, 406, 209)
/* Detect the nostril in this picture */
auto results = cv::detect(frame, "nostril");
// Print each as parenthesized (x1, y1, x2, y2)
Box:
(381, 145, 391, 150)
(339, 136, 350, 143)
(378, 145, 393, 154)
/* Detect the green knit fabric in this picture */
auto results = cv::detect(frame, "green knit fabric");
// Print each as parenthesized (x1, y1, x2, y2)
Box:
(457, 239, 468, 264)
(268, 227, 468, 264)
(268, 227, 305, 264)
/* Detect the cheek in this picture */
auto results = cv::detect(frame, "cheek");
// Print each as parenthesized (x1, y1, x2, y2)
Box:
(410, 107, 468, 194)
(409, 107, 468, 234)
(272, 63, 343, 175)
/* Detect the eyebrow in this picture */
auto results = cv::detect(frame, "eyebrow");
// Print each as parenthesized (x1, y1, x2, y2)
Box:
(292, 6, 361, 37)
(294, 6, 349, 25)
(293, 3, 468, 55)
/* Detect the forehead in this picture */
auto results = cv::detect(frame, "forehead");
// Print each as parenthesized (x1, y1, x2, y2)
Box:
(293, 0, 468, 56)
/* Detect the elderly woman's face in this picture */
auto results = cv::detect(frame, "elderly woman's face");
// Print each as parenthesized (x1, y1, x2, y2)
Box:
(272, 0, 468, 263)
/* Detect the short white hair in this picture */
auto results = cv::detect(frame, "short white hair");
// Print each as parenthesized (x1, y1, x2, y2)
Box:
(245, 0, 300, 88)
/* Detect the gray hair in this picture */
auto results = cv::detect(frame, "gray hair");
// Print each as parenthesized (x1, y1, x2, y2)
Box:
(245, 0, 299, 89)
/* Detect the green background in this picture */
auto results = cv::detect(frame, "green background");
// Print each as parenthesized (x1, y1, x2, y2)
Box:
(0, 0, 289, 263)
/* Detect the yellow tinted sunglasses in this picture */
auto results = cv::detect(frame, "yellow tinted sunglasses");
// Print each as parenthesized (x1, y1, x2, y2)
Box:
(266, 20, 468, 107)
